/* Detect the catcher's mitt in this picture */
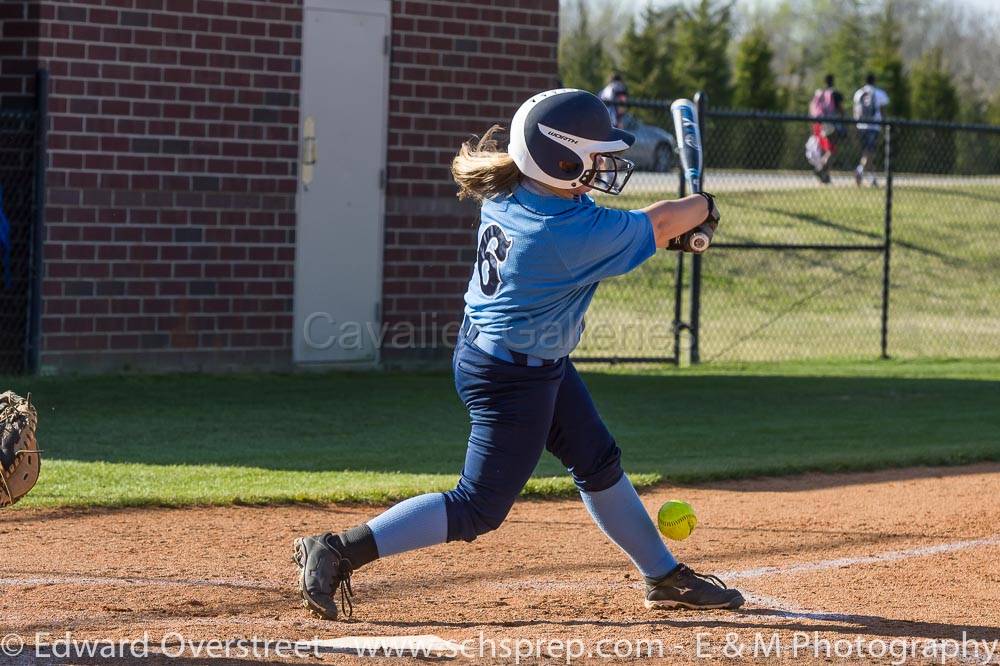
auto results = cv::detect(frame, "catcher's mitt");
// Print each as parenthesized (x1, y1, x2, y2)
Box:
(0, 391, 40, 507)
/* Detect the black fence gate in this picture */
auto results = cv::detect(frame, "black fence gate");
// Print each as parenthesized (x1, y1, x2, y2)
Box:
(0, 70, 47, 374)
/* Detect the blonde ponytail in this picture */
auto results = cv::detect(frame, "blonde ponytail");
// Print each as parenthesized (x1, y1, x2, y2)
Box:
(451, 125, 522, 202)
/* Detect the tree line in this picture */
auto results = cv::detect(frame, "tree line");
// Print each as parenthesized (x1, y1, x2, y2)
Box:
(559, 0, 1000, 125)
(559, 0, 1000, 173)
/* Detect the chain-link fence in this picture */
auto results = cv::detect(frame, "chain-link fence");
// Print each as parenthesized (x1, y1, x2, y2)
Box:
(575, 97, 1000, 363)
(0, 71, 46, 374)
(573, 99, 685, 363)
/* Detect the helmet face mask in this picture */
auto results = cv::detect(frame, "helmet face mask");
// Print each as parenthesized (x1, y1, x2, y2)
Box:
(580, 152, 635, 195)
(508, 89, 637, 195)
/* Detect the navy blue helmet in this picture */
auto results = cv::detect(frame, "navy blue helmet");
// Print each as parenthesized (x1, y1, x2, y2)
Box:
(509, 89, 636, 195)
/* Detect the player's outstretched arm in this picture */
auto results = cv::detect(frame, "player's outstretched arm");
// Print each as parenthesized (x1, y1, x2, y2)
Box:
(642, 194, 713, 249)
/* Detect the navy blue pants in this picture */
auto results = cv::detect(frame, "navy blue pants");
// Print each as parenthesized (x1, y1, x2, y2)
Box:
(443, 338, 624, 542)
(859, 128, 879, 153)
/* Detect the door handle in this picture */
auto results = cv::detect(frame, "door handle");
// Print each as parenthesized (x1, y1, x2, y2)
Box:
(301, 115, 317, 186)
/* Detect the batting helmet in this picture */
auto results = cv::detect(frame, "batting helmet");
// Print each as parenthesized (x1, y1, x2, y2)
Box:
(508, 89, 636, 195)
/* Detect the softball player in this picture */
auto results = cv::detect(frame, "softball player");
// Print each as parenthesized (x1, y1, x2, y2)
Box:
(293, 89, 743, 620)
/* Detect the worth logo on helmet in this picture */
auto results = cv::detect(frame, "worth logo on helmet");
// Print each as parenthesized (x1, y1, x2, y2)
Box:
(544, 129, 579, 144)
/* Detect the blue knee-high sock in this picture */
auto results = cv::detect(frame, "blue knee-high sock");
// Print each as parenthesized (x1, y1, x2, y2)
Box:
(366, 492, 448, 558)
(580, 474, 678, 580)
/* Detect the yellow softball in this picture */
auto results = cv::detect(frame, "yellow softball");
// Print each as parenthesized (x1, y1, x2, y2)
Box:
(657, 500, 698, 540)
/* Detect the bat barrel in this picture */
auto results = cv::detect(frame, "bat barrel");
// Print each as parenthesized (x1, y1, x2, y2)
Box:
(672, 98, 711, 252)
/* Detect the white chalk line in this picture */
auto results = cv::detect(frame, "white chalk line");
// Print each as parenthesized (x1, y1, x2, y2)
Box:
(498, 534, 1000, 592)
(738, 590, 1000, 666)
(740, 591, 864, 623)
(727, 536, 1000, 637)
(719, 534, 1000, 581)
(2, 535, 997, 596)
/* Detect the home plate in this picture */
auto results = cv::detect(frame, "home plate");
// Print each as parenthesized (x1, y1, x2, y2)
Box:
(295, 635, 465, 657)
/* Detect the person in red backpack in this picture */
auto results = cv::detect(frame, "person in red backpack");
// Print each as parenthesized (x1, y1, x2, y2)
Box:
(806, 74, 845, 183)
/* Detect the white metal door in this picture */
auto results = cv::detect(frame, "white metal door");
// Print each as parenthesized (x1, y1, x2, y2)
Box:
(293, 0, 389, 364)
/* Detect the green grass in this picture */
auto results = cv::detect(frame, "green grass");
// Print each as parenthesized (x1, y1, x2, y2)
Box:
(583, 183, 1000, 361)
(10, 359, 999, 509)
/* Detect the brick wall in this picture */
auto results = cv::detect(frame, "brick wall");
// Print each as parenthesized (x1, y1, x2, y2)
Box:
(10, 0, 558, 372)
(382, 0, 559, 361)
(36, 0, 302, 372)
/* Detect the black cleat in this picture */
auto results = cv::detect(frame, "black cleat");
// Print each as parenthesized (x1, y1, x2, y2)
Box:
(644, 564, 745, 610)
(292, 534, 354, 620)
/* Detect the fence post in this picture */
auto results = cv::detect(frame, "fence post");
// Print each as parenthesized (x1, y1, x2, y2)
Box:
(880, 123, 894, 359)
(26, 69, 48, 374)
(689, 91, 707, 364)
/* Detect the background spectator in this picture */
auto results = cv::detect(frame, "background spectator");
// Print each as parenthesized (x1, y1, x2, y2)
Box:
(806, 74, 845, 183)
(599, 72, 629, 128)
(853, 72, 891, 187)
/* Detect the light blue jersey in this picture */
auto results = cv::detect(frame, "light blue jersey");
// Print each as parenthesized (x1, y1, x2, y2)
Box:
(463, 183, 655, 359)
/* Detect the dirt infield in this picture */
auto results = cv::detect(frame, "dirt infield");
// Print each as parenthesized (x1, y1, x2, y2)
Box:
(3, 464, 999, 664)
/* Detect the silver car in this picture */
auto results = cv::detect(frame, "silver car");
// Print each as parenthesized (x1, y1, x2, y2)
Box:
(619, 114, 677, 173)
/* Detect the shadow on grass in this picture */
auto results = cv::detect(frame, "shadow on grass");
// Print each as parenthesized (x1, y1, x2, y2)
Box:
(16, 371, 1000, 489)
(752, 206, 953, 262)
(911, 185, 1000, 205)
